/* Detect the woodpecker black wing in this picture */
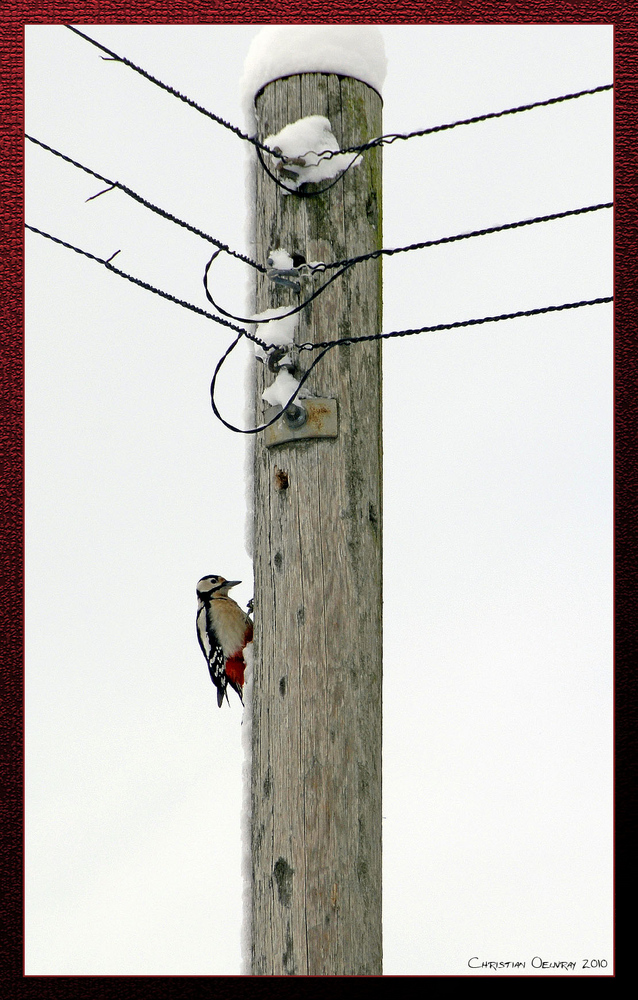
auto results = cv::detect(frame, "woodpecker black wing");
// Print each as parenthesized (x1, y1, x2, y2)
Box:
(209, 645, 228, 707)
(196, 600, 228, 707)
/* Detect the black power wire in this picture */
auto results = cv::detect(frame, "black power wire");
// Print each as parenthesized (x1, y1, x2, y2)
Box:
(211, 296, 613, 434)
(24, 223, 258, 342)
(319, 84, 614, 158)
(28, 130, 611, 328)
(203, 203, 613, 324)
(64, 25, 612, 197)
(26, 221, 612, 434)
(28, 130, 613, 278)
(314, 203, 614, 271)
(255, 84, 614, 195)
(25, 133, 266, 273)
(203, 250, 357, 325)
(29, 32, 615, 435)
(64, 25, 283, 160)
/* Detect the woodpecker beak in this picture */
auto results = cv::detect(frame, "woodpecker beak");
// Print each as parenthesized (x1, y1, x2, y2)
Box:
(226, 580, 241, 589)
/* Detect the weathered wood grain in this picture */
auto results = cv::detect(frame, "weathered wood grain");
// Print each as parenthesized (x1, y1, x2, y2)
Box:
(251, 73, 383, 976)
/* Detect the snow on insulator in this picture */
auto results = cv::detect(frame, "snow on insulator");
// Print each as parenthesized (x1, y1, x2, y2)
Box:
(241, 25, 386, 128)
(267, 249, 295, 270)
(264, 115, 361, 190)
(266, 248, 304, 288)
(251, 307, 298, 362)
(261, 368, 306, 409)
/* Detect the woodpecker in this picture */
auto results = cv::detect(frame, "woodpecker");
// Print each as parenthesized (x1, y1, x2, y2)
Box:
(196, 575, 253, 707)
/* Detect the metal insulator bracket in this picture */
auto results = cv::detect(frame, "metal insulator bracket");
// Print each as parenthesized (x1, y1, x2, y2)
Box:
(264, 398, 339, 447)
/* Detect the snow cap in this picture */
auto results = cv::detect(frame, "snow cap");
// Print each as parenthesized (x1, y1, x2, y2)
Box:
(241, 25, 386, 123)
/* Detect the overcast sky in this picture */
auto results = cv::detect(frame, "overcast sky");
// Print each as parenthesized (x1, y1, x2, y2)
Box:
(25, 23, 613, 976)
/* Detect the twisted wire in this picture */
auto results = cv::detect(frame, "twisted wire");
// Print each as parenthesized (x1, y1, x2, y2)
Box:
(255, 143, 362, 197)
(320, 84, 614, 159)
(315, 202, 614, 271)
(26, 133, 266, 272)
(212, 295, 613, 433)
(203, 250, 356, 325)
(64, 25, 612, 186)
(26, 223, 612, 434)
(65, 25, 283, 159)
(25, 223, 264, 342)
(27, 132, 612, 287)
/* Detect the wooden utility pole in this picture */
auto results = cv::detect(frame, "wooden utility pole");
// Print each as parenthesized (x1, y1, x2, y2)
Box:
(250, 72, 383, 976)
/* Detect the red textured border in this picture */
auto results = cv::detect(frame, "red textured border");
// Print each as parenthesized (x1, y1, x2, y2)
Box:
(2, 3, 635, 993)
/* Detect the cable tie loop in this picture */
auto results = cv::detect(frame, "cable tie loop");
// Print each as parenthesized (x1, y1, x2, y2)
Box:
(267, 346, 294, 373)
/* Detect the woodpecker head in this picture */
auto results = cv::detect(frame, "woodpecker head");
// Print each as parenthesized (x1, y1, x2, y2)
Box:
(196, 575, 241, 599)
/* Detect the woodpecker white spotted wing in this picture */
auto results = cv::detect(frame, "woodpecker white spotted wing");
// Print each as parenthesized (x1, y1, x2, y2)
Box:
(196, 600, 227, 706)
(196, 575, 253, 707)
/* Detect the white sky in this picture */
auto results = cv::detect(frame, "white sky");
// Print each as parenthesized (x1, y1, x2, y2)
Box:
(25, 24, 613, 977)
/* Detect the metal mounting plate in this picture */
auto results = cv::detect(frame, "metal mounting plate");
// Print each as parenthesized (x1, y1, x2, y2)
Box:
(264, 398, 338, 447)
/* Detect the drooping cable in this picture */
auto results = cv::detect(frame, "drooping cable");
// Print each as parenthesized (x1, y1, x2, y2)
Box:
(26, 133, 266, 272)
(314, 203, 614, 272)
(28, 132, 611, 294)
(319, 84, 614, 159)
(254, 143, 362, 197)
(203, 203, 613, 323)
(254, 84, 614, 195)
(26, 222, 612, 434)
(210, 296, 613, 433)
(64, 25, 612, 197)
(203, 250, 356, 325)
(64, 24, 283, 160)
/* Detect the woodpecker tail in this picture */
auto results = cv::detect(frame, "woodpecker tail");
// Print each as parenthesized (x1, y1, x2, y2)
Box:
(216, 682, 226, 708)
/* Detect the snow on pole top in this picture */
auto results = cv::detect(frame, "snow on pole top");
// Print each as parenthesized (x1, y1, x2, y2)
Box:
(241, 25, 386, 125)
